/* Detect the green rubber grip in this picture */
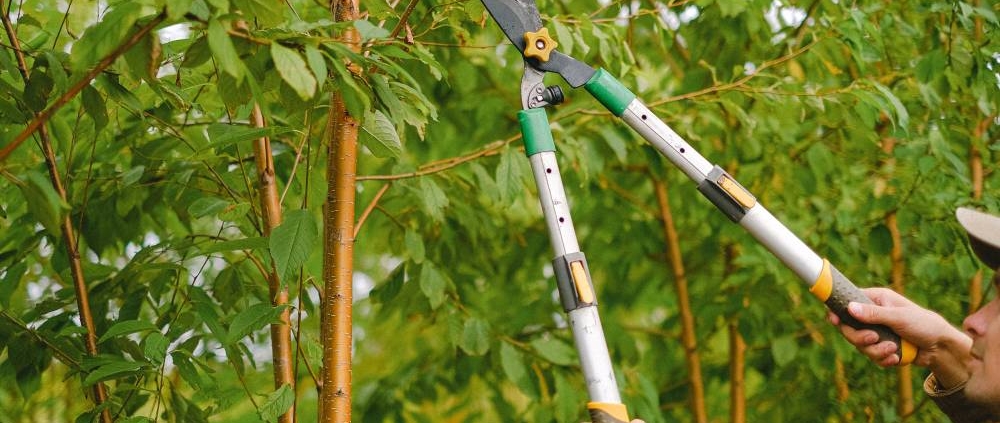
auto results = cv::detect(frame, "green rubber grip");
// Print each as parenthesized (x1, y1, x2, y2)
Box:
(584, 69, 636, 117)
(518, 108, 555, 156)
(811, 261, 917, 365)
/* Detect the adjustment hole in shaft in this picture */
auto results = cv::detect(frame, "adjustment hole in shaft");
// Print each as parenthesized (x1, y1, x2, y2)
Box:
(546, 168, 552, 174)
(641, 114, 647, 120)
(558, 217, 565, 223)
(680, 148, 686, 153)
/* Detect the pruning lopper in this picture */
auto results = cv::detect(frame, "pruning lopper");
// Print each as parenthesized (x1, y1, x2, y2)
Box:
(479, 0, 918, 421)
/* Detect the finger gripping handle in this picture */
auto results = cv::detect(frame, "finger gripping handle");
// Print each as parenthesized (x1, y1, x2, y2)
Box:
(810, 261, 917, 365)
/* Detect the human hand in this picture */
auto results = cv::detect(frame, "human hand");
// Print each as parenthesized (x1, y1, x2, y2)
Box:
(827, 288, 972, 386)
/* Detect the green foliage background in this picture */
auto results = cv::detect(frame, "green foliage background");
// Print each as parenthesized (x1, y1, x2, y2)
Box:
(0, 0, 998, 421)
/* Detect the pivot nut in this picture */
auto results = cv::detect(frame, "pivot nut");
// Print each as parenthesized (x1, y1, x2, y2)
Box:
(524, 28, 558, 62)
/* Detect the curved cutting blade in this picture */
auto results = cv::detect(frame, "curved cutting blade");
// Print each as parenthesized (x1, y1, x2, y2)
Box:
(481, 0, 542, 53)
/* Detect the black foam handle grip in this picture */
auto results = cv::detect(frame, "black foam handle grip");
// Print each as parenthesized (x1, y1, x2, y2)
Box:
(818, 263, 917, 365)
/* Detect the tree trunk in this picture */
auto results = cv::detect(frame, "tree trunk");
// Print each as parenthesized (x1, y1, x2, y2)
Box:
(724, 244, 745, 423)
(728, 323, 745, 423)
(652, 178, 707, 423)
(880, 136, 913, 417)
(252, 105, 296, 423)
(320, 0, 360, 419)
(1, 12, 112, 423)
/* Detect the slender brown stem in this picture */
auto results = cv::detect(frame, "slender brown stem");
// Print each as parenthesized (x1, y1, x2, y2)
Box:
(251, 104, 296, 423)
(354, 182, 391, 238)
(2, 9, 112, 422)
(0, 11, 166, 165)
(652, 178, 706, 423)
(968, 116, 989, 313)
(321, 0, 361, 419)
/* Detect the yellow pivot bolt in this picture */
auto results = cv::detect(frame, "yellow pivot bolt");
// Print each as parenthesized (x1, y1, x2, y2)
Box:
(524, 28, 558, 62)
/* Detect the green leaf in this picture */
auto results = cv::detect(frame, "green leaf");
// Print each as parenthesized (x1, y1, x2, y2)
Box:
(83, 359, 147, 386)
(206, 123, 296, 152)
(271, 43, 317, 100)
(258, 383, 295, 422)
(188, 197, 230, 218)
(19, 171, 68, 238)
(872, 83, 909, 131)
(123, 31, 161, 82)
(419, 263, 447, 309)
(208, 19, 244, 81)
(771, 335, 798, 367)
(867, 224, 894, 255)
(143, 332, 170, 366)
(354, 20, 390, 41)
(199, 237, 269, 255)
(269, 209, 318, 280)
(0, 262, 27, 308)
(530, 337, 576, 366)
(417, 178, 449, 222)
(499, 342, 535, 397)
(305, 45, 328, 85)
(372, 263, 405, 305)
(69, 2, 142, 71)
(226, 303, 284, 345)
(99, 320, 158, 343)
(718, 0, 748, 17)
(496, 147, 522, 203)
(404, 229, 425, 264)
(360, 109, 402, 158)
(232, 0, 284, 27)
(460, 317, 490, 356)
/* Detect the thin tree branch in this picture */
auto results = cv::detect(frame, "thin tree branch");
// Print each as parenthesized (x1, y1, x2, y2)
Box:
(388, 0, 419, 39)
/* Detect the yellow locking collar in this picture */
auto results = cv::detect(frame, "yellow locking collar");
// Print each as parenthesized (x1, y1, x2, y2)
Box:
(524, 28, 558, 62)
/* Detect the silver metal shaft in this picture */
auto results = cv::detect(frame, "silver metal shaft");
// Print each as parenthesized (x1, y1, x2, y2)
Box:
(529, 151, 623, 404)
(620, 100, 825, 285)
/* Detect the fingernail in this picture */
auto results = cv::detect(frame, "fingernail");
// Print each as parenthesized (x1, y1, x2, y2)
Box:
(848, 302, 861, 315)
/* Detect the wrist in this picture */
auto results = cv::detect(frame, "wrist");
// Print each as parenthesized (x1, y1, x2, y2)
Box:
(925, 330, 973, 389)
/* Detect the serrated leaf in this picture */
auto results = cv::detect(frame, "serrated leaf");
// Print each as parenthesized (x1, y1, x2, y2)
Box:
(99, 320, 158, 343)
(772, 335, 798, 367)
(372, 263, 405, 305)
(404, 229, 425, 264)
(188, 197, 229, 218)
(269, 210, 318, 280)
(258, 383, 295, 422)
(208, 19, 243, 81)
(417, 178, 449, 222)
(353, 20, 390, 41)
(83, 359, 147, 386)
(143, 332, 170, 365)
(233, 0, 284, 27)
(70, 2, 142, 71)
(199, 237, 269, 255)
(530, 337, 575, 366)
(496, 148, 522, 203)
(305, 45, 327, 85)
(872, 82, 909, 131)
(226, 303, 284, 345)
(19, 171, 68, 238)
(499, 342, 534, 397)
(419, 263, 447, 309)
(360, 109, 402, 158)
(271, 43, 317, 100)
(460, 317, 490, 356)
